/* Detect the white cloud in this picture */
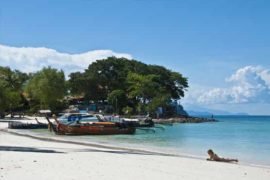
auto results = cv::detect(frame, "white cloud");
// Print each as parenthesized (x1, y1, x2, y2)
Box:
(0, 44, 132, 75)
(184, 66, 270, 105)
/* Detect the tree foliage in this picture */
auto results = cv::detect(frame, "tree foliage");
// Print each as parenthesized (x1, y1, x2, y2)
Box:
(1, 57, 188, 117)
(69, 57, 188, 115)
(0, 66, 29, 114)
(108, 89, 126, 114)
(25, 67, 66, 112)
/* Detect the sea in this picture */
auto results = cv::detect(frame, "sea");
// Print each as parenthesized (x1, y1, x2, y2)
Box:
(30, 115, 270, 167)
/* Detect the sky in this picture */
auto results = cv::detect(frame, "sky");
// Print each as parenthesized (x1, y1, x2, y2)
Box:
(0, 0, 270, 115)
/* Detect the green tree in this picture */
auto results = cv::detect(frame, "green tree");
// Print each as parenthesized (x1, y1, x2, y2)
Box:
(127, 73, 161, 113)
(25, 67, 66, 112)
(0, 67, 28, 117)
(122, 106, 133, 117)
(0, 82, 11, 115)
(127, 72, 174, 114)
(108, 89, 127, 114)
(68, 57, 188, 116)
(147, 94, 171, 115)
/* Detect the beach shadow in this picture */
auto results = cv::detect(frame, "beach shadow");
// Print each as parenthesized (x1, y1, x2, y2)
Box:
(0, 146, 64, 153)
(77, 148, 173, 156)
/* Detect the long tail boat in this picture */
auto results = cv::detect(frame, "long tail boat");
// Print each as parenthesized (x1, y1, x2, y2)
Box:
(8, 121, 48, 129)
(45, 116, 135, 135)
(8, 118, 48, 129)
(121, 117, 154, 128)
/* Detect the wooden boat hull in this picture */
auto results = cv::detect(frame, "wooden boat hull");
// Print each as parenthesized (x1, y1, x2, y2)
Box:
(46, 116, 136, 135)
(56, 124, 135, 135)
(122, 118, 154, 128)
(48, 120, 135, 135)
(8, 121, 48, 129)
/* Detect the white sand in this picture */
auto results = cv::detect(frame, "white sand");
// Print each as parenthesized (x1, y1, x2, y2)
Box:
(0, 127, 270, 180)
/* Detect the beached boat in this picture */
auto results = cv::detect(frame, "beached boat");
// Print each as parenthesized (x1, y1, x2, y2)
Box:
(57, 113, 102, 124)
(45, 116, 136, 135)
(8, 121, 48, 129)
(121, 117, 154, 128)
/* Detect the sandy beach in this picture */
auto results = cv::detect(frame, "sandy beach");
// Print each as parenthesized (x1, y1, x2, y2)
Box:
(0, 121, 269, 180)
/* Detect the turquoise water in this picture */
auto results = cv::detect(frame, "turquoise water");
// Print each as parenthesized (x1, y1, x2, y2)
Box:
(30, 116, 270, 166)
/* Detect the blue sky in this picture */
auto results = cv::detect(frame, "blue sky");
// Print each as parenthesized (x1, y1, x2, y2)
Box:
(0, 0, 270, 114)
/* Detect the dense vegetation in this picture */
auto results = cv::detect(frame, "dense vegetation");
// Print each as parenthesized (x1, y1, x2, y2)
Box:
(69, 57, 188, 115)
(0, 57, 188, 117)
(0, 67, 29, 117)
(0, 66, 67, 116)
(25, 67, 66, 112)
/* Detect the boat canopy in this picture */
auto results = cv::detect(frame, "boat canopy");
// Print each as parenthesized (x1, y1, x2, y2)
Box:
(58, 113, 100, 124)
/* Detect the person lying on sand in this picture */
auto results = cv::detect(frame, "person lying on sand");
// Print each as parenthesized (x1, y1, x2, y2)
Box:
(207, 149, 238, 163)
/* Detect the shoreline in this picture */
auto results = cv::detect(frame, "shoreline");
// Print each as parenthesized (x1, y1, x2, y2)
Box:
(1, 130, 270, 180)
(0, 128, 205, 160)
(1, 128, 269, 169)
(1, 117, 270, 168)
